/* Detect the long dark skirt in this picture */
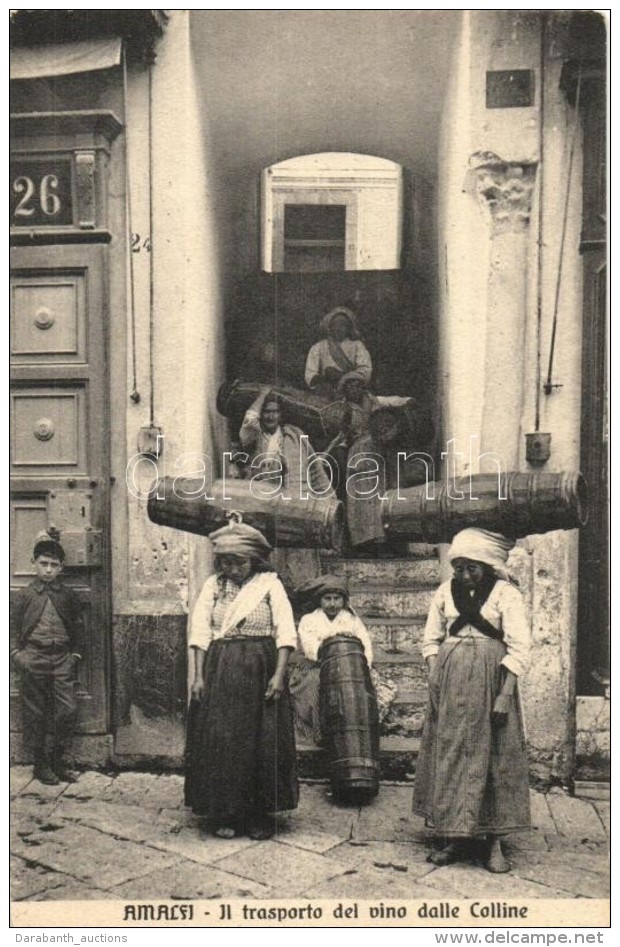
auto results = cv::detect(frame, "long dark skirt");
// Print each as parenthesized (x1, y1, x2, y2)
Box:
(184, 637, 299, 826)
(413, 636, 531, 837)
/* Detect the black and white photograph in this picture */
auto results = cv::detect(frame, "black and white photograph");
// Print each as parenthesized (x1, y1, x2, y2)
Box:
(9, 8, 609, 930)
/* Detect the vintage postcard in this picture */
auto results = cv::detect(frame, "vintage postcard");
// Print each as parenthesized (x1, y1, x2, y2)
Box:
(9, 8, 609, 931)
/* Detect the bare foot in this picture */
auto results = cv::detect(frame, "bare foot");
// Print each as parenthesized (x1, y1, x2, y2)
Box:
(486, 837, 510, 873)
(428, 840, 467, 866)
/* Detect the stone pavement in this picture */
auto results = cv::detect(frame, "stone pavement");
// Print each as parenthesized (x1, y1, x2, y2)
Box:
(10, 767, 610, 903)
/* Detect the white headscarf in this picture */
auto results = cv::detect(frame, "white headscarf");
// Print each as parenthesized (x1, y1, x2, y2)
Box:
(448, 528, 515, 581)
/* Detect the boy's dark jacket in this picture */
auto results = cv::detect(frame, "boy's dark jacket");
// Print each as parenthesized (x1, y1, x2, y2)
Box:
(10, 579, 85, 655)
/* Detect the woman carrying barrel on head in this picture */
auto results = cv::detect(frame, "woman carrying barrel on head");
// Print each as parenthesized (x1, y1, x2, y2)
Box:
(413, 528, 531, 873)
(185, 521, 298, 840)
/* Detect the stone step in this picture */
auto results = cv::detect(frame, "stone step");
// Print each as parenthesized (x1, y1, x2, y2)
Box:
(297, 736, 420, 781)
(381, 685, 428, 738)
(374, 649, 427, 690)
(349, 585, 434, 618)
(365, 616, 425, 653)
(329, 556, 440, 585)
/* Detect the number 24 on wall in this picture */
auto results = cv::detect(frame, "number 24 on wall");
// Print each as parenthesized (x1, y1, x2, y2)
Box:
(131, 234, 152, 253)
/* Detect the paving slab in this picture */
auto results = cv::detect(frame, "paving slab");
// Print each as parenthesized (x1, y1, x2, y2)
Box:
(354, 786, 426, 842)
(275, 829, 348, 854)
(545, 834, 609, 854)
(546, 793, 607, 841)
(62, 771, 115, 800)
(422, 862, 569, 899)
(142, 773, 185, 810)
(10, 767, 34, 796)
(146, 825, 258, 865)
(593, 801, 610, 836)
(304, 866, 440, 900)
(53, 798, 181, 843)
(111, 861, 275, 901)
(29, 880, 115, 901)
(286, 784, 359, 838)
(10, 822, 182, 890)
(11, 855, 67, 901)
(11, 796, 58, 834)
(324, 839, 435, 881)
(512, 852, 609, 898)
(574, 781, 610, 802)
(154, 807, 200, 832)
(212, 840, 350, 897)
(19, 781, 69, 803)
(504, 829, 549, 853)
(529, 791, 556, 834)
(100, 772, 161, 807)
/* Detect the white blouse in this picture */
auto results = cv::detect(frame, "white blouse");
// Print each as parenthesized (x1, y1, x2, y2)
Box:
(297, 607, 374, 666)
(188, 572, 297, 652)
(304, 339, 372, 387)
(421, 579, 530, 677)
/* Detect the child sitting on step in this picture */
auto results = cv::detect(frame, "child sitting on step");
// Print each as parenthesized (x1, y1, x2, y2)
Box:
(292, 574, 380, 803)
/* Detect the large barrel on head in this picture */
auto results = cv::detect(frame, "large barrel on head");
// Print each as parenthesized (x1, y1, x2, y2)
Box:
(147, 477, 345, 553)
(216, 379, 348, 449)
(382, 470, 588, 543)
(319, 635, 380, 804)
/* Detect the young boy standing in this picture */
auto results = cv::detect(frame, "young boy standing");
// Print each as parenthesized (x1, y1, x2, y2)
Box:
(10, 532, 85, 785)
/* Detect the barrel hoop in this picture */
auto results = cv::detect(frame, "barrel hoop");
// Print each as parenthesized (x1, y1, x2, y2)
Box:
(320, 649, 365, 665)
(331, 757, 379, 770)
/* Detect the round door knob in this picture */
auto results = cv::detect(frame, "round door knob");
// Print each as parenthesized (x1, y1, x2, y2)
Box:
(34, 417, 55, 441)
(34, 307, 55, 330)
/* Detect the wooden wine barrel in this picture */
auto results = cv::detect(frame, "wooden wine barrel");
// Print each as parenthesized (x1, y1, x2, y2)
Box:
(382, 470, 588, 543)
(216, 379, 348, 448)
(147, 477, 345, 553)
(319, 635, 380, 804)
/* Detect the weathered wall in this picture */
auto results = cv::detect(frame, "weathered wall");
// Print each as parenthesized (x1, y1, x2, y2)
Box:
(438, 11, 584, 781)
(111, 12, 228, 760)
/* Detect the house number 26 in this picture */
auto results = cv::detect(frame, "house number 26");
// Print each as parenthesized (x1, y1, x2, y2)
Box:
(13, 174, 62, 218)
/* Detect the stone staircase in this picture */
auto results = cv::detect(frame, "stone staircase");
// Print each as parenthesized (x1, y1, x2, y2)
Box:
(297, 544, 441, 780)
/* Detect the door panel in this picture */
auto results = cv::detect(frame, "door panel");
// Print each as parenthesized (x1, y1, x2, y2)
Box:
(10, 244, 109, 733)
(10, 272, 86, 363)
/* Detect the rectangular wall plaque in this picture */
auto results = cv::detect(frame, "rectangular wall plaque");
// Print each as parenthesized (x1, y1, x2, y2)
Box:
(486, 69, 535, 109)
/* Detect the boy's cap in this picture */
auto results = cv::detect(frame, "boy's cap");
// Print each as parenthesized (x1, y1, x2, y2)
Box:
(33, 531, 65, 562)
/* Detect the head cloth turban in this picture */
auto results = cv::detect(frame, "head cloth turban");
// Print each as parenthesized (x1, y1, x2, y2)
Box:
(337, 369, 368, 391)
(448, 528, 515, 581)
(208, 522, 272, 560)
(319, 307, 361, 340)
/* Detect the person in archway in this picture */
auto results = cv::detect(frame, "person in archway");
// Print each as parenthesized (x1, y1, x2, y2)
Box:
(346, 405, 420, 554)
(236, 387, 335, 591)
(305, 307, 372, 398)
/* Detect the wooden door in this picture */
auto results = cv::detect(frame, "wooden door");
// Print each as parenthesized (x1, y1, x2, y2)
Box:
(10, 243, 109, 733)
(577, 71, 608, 694)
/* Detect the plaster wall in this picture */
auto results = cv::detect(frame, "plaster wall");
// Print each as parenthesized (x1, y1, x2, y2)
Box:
(111, 12, 228, 759)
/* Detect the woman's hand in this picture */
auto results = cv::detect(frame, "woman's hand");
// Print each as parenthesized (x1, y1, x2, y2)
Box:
(491, 692, 512, 727)
(265, 672, 285, 701)
(191, 675, 205, 702)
